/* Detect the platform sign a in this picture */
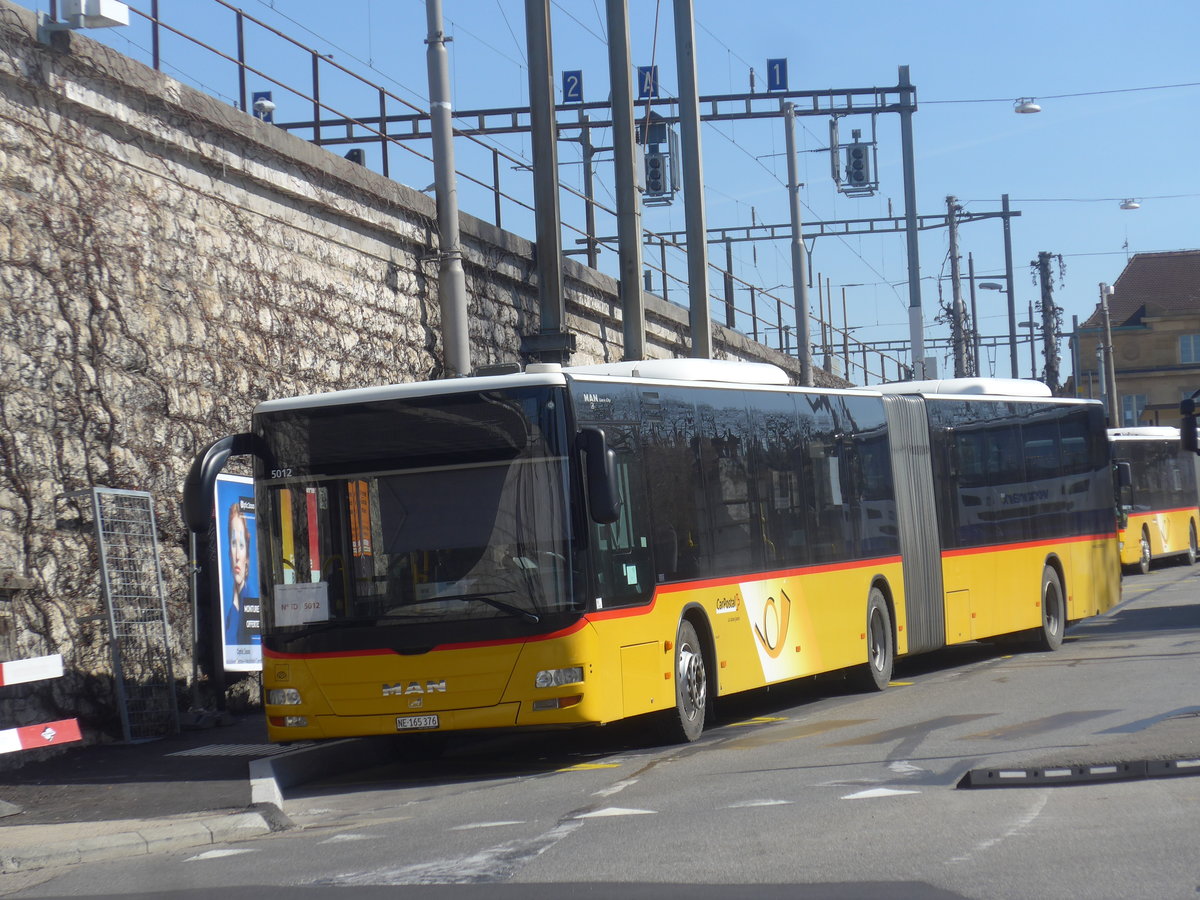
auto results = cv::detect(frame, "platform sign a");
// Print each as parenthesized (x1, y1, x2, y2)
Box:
(562, 69, 583, 104)
(766, 58, 788, 92)
(637, 65, 659, 100)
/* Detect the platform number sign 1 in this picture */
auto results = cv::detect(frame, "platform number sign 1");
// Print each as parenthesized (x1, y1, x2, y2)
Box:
(766, 59, 788, 92)
(562, 70, 583, 104)
(637, 65, 659, 100)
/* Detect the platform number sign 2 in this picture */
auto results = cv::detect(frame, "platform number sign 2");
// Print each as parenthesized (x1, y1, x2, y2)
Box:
(562, 70, 583, 104)
(766, 58, 788, 92)
(637, 65, 659, 100)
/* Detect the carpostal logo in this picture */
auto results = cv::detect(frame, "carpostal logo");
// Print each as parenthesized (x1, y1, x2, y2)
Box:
(714, 596, 740, 615)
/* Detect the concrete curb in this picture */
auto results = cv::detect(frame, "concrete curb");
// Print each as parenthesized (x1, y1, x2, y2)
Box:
(1, 734, 405, 874)
(0, 811, 272, 874)
(250, 734, 404, 810)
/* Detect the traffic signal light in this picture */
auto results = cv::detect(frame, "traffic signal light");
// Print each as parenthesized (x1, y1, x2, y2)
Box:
(645, 147, 667, 196)
(845, 143, 871, 188)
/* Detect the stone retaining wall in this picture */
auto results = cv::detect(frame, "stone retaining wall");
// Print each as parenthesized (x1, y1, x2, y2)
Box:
(0, 0, 831, 760)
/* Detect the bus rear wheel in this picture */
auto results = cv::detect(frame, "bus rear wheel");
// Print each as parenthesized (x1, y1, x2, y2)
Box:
(1035, 565, 1065, 652)
(661, 619, 708, 744)
(855, 587, 893, 692)
(1186, 522, 1197, 566)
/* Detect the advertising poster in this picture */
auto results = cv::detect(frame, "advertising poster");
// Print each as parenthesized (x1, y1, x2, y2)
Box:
(214, 474, 262, 671)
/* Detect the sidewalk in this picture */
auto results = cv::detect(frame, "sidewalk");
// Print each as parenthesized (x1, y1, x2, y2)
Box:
(0, 713, 283, 873)
(0, 712, 405, 874)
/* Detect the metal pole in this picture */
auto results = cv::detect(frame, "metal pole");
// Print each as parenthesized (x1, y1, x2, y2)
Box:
(605, 0, 645, 360)
(660, 239, 669, 303)
(723, 238, 735, 328)
(968, 253, 980, 376)
(492, 148, 502, 228)
(524, 0, 572, 363)
(151, 0, 160, 71)
(1027, 301, 1036, 379)
(236, 12, 246, 114)
(579, 110, 598, 269)
(1002, 194, 1018, 378)
(426, 0, 471, 376)
(1070, 314, 1081, 397)
(1101, 283, 1119, 424)
(673, 0, 712, 359)
(947, 196, 966, 377)
(842, 286, 850, 381)
(379, 89, 391, 178)
(311, 51, 321, 145)
(1038, 252, 1059, 391)
(898, 65, 924, 379)
(784, 103, 812, 385)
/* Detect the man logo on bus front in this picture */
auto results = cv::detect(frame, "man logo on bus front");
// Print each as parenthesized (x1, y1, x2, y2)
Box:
(383, 680, 447, 697)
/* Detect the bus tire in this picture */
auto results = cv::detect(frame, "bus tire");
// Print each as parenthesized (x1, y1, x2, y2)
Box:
(661, 619, 708, 743)
(1035, 565, 1065, 652)
(1186, 522, 1197, 566)
(855, 587, 894, 692)
(1137, 528, 1152, 575)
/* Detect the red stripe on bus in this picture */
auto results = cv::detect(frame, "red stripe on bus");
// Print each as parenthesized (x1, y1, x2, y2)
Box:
(1125, 506, 1200, 517)
(940, 532, 1116, 559)
(262, 554, 906, 661)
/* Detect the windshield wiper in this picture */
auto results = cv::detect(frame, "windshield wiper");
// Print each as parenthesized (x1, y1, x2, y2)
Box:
(443, 592, 541, 624)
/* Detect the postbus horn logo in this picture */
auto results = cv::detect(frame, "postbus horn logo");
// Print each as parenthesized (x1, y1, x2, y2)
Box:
(753, 589, 792, 659)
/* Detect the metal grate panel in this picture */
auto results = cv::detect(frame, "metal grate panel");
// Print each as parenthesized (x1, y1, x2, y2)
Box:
(82, 488, 180, 742)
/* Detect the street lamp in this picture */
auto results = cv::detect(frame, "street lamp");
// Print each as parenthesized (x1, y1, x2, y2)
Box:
(1014, 97, 1042, 114)
(1120, 199, 1141, 210)
(977, 281, 1018, 379)
(1018, 301, 1039, 380)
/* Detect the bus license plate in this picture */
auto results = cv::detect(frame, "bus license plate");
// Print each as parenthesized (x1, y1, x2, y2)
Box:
(396, 715, 439, 731)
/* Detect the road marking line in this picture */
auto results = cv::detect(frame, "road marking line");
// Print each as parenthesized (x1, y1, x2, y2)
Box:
(841, 787, 920, 800)
(574, 806, 656, 818)
(186, 849, 258, 861)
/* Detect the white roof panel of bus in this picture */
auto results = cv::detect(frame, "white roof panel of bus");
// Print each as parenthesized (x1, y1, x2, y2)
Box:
(868, 377, 1052, 397)
(564, 358, 792, 385)
(254, 370, 567, 413)
(1108, 426, 1181, 441)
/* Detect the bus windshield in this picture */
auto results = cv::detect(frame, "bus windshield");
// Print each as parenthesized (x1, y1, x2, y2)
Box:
(253, 385, 579, 637)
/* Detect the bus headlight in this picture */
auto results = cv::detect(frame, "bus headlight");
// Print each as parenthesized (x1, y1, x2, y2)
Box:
(267, 688, 302, 705)
(535, 666, 583, 688)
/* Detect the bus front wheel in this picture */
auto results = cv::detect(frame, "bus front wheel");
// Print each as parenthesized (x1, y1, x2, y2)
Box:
(1186, 522, 1197, 566)
(662, 619, 708, 743)
(855, 587, 894, 692)
(1035, 566, 1065, 652)
(1137, 529, 1152, 575)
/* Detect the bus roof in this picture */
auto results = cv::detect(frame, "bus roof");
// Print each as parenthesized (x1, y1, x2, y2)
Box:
(254, 359, 798, 414)
(563, 358, 792, 385)
(868, 378, 1053, 397)
(1108, 426, 1180, 441)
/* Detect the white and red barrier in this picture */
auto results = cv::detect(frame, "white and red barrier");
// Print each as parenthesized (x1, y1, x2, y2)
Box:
(0, 654, 82, 755)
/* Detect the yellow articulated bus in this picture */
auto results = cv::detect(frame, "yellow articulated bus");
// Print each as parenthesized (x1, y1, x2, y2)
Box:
(1109, 427, 1200, 574)
(183, 360, 1120, 744)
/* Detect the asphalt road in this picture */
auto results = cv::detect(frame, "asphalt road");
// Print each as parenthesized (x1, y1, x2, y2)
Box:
(5, 561, 1199, 900)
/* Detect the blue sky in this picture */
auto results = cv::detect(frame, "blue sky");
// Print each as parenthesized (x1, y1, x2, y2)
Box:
(25, 0, 1200, 384)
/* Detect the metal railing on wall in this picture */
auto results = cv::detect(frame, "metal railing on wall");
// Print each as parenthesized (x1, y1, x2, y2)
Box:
(58, 0, 906, 383)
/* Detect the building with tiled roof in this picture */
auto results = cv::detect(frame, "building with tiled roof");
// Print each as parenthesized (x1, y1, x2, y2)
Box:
(1070, 250, 1200, 425)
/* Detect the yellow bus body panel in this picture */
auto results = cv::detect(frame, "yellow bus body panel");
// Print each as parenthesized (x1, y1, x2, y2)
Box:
(1118, 508, 1199, 566)
(263, 556, 908, 741)
(941, 534, 1120, 644)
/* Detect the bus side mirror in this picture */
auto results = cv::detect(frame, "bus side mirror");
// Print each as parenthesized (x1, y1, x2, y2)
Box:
(1182, 395, 1199, 455)
(577, 427, 621, 524)
(1115, 461, 1132, 488)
